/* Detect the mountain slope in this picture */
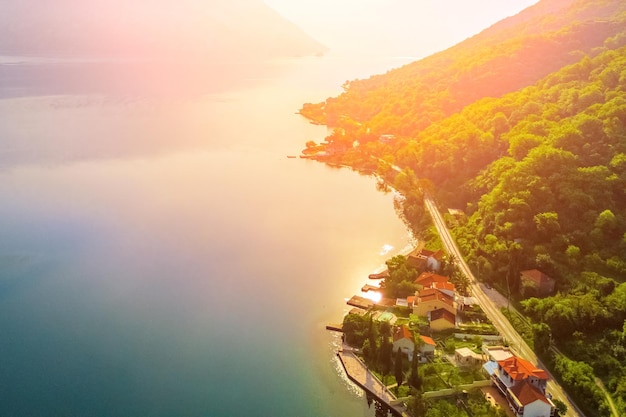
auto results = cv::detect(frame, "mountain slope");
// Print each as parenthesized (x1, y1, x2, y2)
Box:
(300, 0, 626, 136)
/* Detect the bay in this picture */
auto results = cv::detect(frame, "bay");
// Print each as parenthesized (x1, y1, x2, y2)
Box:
(0, 54, 412, 416)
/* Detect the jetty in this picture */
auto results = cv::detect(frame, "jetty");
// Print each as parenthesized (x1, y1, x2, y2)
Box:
(361, 284, 380, 292)
(337, 345, 407, 417)
(368, 270, 390, 280)
(325, 323, 343, 332)
(347, 295, 374, 310)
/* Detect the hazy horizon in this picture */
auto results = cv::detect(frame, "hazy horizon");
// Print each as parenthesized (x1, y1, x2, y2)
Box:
(265, 0, 540, 58)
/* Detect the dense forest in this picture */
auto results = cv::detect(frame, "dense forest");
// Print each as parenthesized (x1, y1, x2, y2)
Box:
(300, 0, 626, 415)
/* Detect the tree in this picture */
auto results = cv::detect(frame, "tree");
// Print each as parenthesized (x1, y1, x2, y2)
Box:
(342, 313, 368, 347)
(377, 338, 393, 376)
(553, 398, 568, 416)
(394, 347, 404, 389)
(408, 348, 422, 390)
(532, 322, 552, 356)
(407, 390, 427, 417)
(366, 314, 379, 366)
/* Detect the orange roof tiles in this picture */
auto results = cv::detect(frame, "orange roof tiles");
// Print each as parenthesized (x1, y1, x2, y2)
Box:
(414, 272, 450, 286)
(498, 356, 548, 381)
(393, 325, 413, 342)
(510, 380, 551, 405)
(419, 335, 436, 346)
(432, 281, 456, 292)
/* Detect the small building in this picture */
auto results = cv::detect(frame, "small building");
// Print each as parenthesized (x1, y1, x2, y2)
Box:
(455, 347, 484, 369)
(393, 325, 415, 358)
(482, 345, 514, 362)
(419, 335, 436, 361)
(519, 269, 555, 297)
(407, 249, 444, 272)
(429, 308, 456, 332)
(413, 288, 456, 317)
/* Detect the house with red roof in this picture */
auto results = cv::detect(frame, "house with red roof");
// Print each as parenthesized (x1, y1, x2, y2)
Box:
(392, 325, 414, 359)
(407, 248, 444, 272)
(431, 281, 456, 298)
(519, 269, 555, 297)
(418, 335, 436, 361)
(414, 272, 450, 290)
(492, 355, 555, 417)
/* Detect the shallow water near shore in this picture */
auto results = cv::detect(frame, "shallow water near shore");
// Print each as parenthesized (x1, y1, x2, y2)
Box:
(0, 54, 412, 416)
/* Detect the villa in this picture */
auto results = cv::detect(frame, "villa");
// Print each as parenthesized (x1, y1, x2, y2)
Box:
(490, 355, 555, 417)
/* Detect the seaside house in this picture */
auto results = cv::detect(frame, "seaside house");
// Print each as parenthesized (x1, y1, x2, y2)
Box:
(407, 249, 444, 272)
(392, 325, 415, 358)
(431, 281, 456, 298)
(413, 272, 450, 291)
(491, 355, 555, 417)
(429, 308, 456, 332)
(418, 335, 436, 361)
(519, 269, 556, 297)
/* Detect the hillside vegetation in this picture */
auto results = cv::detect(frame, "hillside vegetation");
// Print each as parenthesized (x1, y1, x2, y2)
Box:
(299, 0, 626, 415)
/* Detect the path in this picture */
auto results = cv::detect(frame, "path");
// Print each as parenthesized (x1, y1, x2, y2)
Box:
(337, 346, 407, 416)
(595, 377, 619, 417)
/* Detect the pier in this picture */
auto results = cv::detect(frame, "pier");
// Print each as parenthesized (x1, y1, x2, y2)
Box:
(347, 295, 375, 310)
(361, 284, 380, 292)
(368, 270, 390, 280)
(337, 345, 408, 417)
(325, 323, 343, 332)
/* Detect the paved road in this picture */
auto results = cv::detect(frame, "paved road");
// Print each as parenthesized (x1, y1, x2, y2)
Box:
(423, 195, 583, 417)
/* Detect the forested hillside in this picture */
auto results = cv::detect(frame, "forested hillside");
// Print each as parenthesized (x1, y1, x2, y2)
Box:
(299, 0, 626, 415)
(300, 0, 625, 136)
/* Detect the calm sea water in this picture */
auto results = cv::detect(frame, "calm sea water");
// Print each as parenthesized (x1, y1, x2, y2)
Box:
(0, 55, 412, 416)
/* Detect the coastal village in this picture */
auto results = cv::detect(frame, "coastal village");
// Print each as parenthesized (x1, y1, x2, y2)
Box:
(327, 246, 559, 417)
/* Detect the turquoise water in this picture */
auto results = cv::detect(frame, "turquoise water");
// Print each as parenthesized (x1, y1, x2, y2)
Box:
(0, 56, 411, 416)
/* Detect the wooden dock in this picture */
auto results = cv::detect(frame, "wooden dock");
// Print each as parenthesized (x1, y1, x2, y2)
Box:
(325, 323, 343, 332)
(368, 270, 390, 280)
(337, 345, 407, 417)
(361, 284, 380, 292)
(347, 295, 374, 310)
